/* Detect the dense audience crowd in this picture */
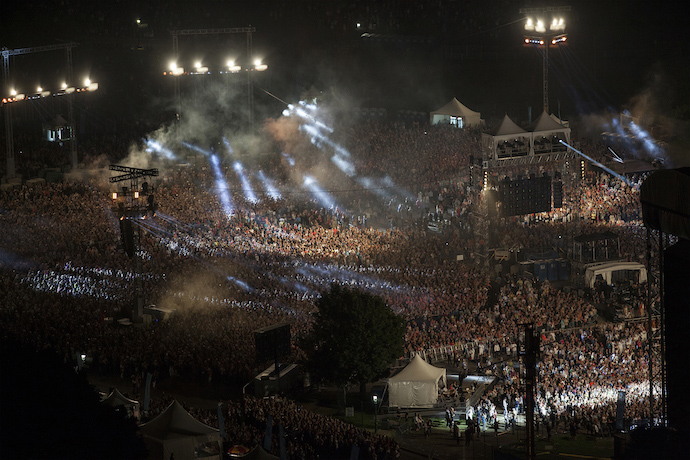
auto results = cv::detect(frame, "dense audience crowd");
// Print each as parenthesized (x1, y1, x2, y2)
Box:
(0, 117, 660, 457)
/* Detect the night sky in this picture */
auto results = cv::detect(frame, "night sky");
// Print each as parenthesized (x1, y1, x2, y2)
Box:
(1, 1, 687, 123)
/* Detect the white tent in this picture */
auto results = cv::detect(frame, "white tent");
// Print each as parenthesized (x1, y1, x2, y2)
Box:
(388, 354, 446, 408)
(430, 98, 482, 128)
(527, 110, 571, 153)
(101, 388, 140, 419)
(584, 261, 648, 288)
(139, 400, 221, 460)
(481, 114, 530, 159)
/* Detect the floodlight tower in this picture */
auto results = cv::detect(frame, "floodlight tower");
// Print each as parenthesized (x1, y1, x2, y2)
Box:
(169, 27, 255, 128)
(2, 43, 78, 179)
(520, 6, 570, 113)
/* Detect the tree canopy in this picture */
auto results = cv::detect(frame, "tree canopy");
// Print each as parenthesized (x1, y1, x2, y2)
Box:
(305, 284, 405, 392)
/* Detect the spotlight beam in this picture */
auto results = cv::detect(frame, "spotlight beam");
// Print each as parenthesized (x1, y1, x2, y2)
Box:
(559, 140, 632, 186)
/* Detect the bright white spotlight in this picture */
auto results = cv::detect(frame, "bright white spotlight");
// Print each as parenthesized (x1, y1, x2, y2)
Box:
(10, 89, 16, 96)
(222, 137, 234, 154)
(233, 162, 259, 204)
(145, 138, 176, 160)
(84, 77, 91, 86)
(227, 60, 241, 72)
(257, 170, 281, 200)
(303, 175, 336, 209)
(37, 86, 42, 92)
(525, 17, 534, 31)
(169, 62, 177, 71)
(195, 61, 202, 69)
(536, 20, 545, 33)
(61, 82, 67, 90)
(210, 154, 235, 218)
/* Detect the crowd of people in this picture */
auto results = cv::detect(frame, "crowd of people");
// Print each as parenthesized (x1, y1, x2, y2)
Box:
(0, 115, 661, 457)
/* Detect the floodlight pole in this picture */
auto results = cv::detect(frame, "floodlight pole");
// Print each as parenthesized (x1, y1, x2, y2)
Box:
(2, 42, 77, 179)
(66, 46, 78, 170)
(2, 51, 14, 179)
(170, 27, 255, 128)
(520, 6, 570, 113)
(543, 41, 549, 113)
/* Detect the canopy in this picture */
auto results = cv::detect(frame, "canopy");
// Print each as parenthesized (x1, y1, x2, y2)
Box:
(101, 388, 140, 419)
(388, 354, 446, 408)
(481, 114, 530, 159)
(584, 262, 647, 288)
(482, 112, 572, 160)
(430, 98, 482, 127)
(528, 110, 568, 133)
(241, 446, 279, 460)
(139, 400, 221, 460)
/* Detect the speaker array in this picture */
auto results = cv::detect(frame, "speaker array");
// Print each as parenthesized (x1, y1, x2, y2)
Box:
(499, 176, 552, 216)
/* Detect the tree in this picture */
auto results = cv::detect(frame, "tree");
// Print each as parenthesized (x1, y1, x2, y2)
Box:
(305, 284, 405, 397)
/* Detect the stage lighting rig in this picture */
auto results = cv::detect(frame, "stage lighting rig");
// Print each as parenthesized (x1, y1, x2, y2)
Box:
(109, 165, 159, 219)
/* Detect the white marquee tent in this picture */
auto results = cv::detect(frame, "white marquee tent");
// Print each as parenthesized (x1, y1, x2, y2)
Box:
(430, 98, 482, 128)
(527, 110, 571, 152)
(101, 388, 140, 419)
(481, 114, 530, 159)
(139, 400, 221, 460)
(481, 111, 571, 160)
(387, 354, 446, 408)
(584, 261, 648, 288)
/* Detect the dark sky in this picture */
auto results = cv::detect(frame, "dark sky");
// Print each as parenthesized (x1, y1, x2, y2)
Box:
(2, 1, 687, 121)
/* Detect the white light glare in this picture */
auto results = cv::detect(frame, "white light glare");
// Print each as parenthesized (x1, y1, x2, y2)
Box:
(253, 59, 268, 71)
(234, 162, 259, 204)
(227, 60, 241, 72)
(257, 170, 281, 200)
(210, 154, 235, 218)
(303, 175, 336, 209)
(525, 18, 534, 31)
(84, 78, 91, 86)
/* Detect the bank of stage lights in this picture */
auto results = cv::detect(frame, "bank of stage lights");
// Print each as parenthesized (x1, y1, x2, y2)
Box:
(2, 77, 98, 105)
(523, 15, 567, 46)
(163, 59, 267, 76)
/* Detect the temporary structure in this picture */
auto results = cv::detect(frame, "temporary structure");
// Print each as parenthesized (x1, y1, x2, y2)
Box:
(430, 98, 482, 127)
(139, 400, 221, 460)
(388, 354, 446, 408)
(584, 261, 648, 288)
(101, 388, 140, 419)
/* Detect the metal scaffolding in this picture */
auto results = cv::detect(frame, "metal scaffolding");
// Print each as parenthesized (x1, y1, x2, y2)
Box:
(170, 27, 255, 128)
(2, 42, 78, 179)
